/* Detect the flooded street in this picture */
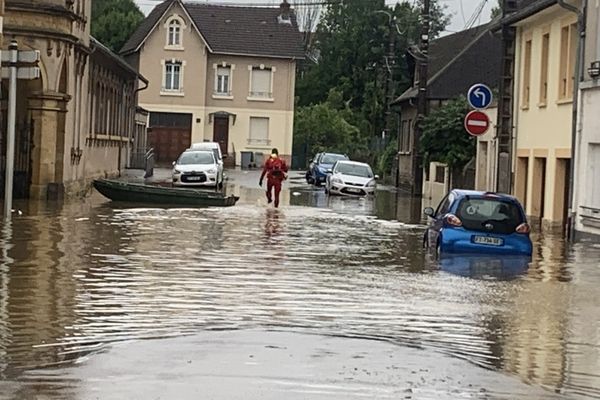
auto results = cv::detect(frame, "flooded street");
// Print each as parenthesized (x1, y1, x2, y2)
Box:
(1, 169, 600, 399)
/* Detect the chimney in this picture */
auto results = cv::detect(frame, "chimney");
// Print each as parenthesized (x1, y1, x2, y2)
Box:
(278, 0, 291, 24)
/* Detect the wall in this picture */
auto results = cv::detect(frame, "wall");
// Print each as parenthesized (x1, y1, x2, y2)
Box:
(475, 106, 498, 192)
(137, 2, 208, 141)
(573, 2, 600, 238)
(512, 5, 578, 227)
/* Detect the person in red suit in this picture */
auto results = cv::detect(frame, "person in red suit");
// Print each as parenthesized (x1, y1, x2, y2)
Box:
(259, 148, 288, 208)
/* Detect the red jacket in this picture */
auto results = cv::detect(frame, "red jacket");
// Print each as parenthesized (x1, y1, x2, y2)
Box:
(260, 156, 289, 182)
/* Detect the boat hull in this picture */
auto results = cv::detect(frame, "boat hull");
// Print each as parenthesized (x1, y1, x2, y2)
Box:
(93, 179, 239, 207)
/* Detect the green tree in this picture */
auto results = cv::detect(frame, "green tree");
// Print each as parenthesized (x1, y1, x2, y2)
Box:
(294, 0, 449, 170)
(91, 0, 145, 53)
(420, 96, 475, 170)
(490, 0, 502, 19)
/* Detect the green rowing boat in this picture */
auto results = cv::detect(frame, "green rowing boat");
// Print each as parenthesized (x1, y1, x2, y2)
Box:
(93, 179, 239, 207)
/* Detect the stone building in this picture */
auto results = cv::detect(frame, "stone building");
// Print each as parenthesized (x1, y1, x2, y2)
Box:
(0, 0, 147, 200)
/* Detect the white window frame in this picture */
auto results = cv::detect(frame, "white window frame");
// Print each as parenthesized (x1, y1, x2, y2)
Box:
(164, 15, 186, 50)
(247, 64, 275, 102)
(212, 62, 235, 99)
(161, 59, 186, 96)
(248, 116, 271, 146)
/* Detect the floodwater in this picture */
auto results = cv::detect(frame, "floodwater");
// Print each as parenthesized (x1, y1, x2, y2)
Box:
(0, 169, 599, 399)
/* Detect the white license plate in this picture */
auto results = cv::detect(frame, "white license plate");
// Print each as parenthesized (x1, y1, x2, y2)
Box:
(346, 188, 361, 193)
(187, 176, 203, 181)
(473, 236, 503, 246)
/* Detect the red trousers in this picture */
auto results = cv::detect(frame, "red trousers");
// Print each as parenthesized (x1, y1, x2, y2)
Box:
(266, 178, 283, 208)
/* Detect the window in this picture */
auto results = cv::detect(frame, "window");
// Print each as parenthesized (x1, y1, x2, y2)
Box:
(164, 61, 182, 91)
(522, 39, 532, 107)
(456, 198, 523, 234)
(216, 66, 231, 95)
(168, 19, 181, 46)
(435, 194, 453, 217)
(559, 23, 578, 100)
(250, 67, 272, 99)
(249, 117, 270, 145)
(539, 32, 550, 105)
(435, 165, 446, 183)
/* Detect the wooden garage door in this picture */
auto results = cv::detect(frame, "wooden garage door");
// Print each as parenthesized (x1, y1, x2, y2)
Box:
(148, 127, 191, 165)
(148, 112, 192, 165)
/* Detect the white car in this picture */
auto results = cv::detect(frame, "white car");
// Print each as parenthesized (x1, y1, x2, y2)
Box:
(172, 150, 223, 187)
(325, 160, 378, 196)
(189, 142, 225, 186)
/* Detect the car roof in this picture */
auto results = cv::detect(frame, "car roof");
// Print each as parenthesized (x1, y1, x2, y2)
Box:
(182, 149, 215, 157)
(321, 152, 347, 157)
(191, 142, 219, 148)
(451, 189, 519, 202)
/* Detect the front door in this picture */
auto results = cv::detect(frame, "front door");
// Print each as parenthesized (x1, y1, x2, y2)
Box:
(213, 116, 229, 156)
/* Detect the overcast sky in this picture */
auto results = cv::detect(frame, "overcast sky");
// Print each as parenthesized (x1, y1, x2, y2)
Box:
(133, 0, 494, 35)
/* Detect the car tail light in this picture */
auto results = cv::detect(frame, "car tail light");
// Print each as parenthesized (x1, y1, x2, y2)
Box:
(515, 223, 531, 234)
(445, 214, 463, 227)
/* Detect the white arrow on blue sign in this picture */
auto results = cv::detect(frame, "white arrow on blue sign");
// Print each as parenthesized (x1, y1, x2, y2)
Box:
(467, 83, 493, 109)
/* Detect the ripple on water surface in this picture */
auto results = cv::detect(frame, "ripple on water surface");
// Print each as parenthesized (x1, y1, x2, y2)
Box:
(0, 200, 600, 399)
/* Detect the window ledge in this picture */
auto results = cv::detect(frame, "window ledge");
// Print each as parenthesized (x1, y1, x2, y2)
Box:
(164, 46, 184, 51)
(398, 151, 412, 156)
(161, 91, 185, 97)
(537, 102, 547, 108)
(247, 96, 274, 102)
(556, 98, 573, 105)
(520, 104, 530, 111)
(212, 94, 234, 100)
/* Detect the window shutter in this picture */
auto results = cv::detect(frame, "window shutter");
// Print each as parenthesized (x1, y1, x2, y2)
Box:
(251, 69, 271, 96)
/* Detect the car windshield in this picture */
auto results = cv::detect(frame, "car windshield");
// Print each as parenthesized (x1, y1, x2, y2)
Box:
(321, 154, 347, 165)
(336, 163, 373, 178)
(456, 198, 523, 234)
(178, 152, 214, 165)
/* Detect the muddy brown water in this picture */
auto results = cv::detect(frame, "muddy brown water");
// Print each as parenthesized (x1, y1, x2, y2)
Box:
(1, 170, 599, 398)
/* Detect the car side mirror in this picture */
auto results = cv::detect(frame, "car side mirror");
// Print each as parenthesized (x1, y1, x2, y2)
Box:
(172, 161, 176, 167)
(424, 207, 435, 217)
(326, 169, 333, 174)
(374, 175, 380, 180)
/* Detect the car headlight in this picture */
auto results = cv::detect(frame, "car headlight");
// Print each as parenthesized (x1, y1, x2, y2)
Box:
(207, 169, 217, 174)
(367, 180, 376, 187)
(173, 169, 181, 174)
(332, 178, 343, 184)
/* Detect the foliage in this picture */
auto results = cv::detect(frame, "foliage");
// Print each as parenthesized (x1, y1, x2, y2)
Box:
(420, 96, 475, 169)
(375, 141, 398, 179)
(293, 89, 369, 160)
(294, 0, 449, 171)
(490, 0, 502, 19)
(91, 0, 145, 53)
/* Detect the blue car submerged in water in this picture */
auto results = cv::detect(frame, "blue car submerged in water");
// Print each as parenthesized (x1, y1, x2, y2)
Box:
(306, 152, 349, 186)
(424, 190, 533, 256)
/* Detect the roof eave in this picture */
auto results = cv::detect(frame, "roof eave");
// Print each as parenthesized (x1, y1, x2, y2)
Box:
(210, 50, 305, 60)
(501, 0, 558, 26)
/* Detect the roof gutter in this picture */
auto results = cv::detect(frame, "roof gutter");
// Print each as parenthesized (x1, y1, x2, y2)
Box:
(558, 0, 586, 240)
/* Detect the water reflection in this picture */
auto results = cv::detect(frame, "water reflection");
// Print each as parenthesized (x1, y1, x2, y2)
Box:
(439, 254, 530, 280)
(0, 179, 599, 399)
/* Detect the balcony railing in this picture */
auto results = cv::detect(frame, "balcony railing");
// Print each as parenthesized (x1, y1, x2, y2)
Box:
(249, 91, 273, 99)
(247, 138, 271, 146)
(213, 90, 232, 97)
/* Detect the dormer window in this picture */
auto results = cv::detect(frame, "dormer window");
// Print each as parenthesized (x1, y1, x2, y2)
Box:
(164, 15, 186, 50)
(168, 20, 181, 46)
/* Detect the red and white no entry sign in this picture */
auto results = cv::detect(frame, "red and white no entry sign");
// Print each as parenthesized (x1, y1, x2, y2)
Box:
(464, 110, 490, 136)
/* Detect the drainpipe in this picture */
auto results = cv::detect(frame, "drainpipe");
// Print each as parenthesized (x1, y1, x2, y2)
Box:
(558, 0, 586, 240)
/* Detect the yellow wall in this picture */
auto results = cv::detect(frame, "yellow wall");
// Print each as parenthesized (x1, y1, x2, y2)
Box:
(513, 5, 579, 226)
(137, 3, 296, 162)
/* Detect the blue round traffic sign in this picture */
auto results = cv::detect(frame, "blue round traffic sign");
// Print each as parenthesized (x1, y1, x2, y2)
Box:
(467, 83, 493, 109)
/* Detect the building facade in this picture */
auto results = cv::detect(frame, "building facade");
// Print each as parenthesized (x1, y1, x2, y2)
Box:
(393, 24, 501, 194)
(121, 0, 304, 166)
(572, 2, 600, 238)
(0, 0, 146, 200)
(509, 1, 581, 230)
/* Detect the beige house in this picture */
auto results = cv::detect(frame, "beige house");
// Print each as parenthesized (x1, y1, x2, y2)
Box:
(572, 3, 600, 239)
(509, 1, 581, 229)
(121, 0, 304, 166)
(1, 0, 147, 200)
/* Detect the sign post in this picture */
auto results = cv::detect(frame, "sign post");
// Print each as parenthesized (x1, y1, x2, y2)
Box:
(2, 40, 40, 219)
(464, 110, 490, 137)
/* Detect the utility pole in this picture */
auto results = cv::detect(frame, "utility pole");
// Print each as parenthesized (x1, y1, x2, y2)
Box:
(384, 14, 396, 140)
(4, 40, 17, 219)
(412, 0, 430, 197)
